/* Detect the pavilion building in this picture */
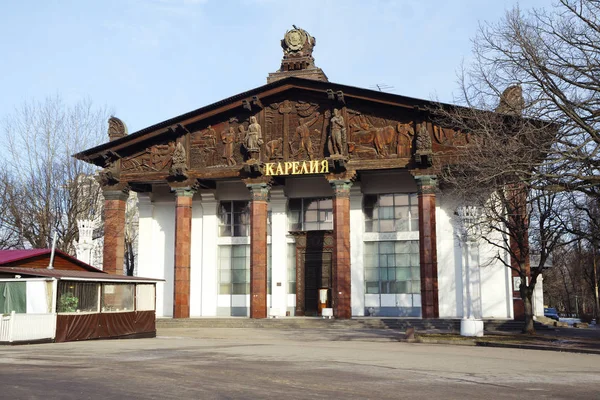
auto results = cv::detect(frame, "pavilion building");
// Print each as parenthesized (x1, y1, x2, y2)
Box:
(76, 27, 544, 320)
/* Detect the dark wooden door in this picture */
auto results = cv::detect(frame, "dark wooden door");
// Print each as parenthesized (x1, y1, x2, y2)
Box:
(303, 252, 332, 315)
(294, 231, 334, 316)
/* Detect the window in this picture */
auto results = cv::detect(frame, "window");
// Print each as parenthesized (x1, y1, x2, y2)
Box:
(0, 282, 26, 314)
(57, 282, 99, 313)
(364, 241, 420, 294)
(219, 245, 250, 294)
(288, 198, 333, 231)
(101, 284, 134, 312)
(219, 201, 250, 237)
(364, 194, 419, 232)
(136, 284, 155, 311)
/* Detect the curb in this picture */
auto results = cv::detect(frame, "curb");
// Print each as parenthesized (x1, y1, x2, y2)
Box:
(414, 337, 600, 355)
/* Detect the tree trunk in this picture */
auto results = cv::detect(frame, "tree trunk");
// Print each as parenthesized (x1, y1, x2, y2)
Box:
(522, 286, 535, 335)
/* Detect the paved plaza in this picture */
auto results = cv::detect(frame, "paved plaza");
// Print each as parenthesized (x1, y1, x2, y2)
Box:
(1, 327, 599, 399)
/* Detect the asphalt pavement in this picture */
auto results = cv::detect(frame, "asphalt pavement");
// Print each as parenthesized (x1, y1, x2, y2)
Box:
(0, 327, 599, 399)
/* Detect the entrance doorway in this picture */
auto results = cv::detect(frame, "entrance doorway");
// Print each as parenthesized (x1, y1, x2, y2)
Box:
(293, 231, 334, 316)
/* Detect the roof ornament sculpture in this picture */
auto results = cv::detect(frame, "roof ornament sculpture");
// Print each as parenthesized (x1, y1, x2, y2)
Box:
(108, 116, 128, 141)
(281, 25, 316, 58)
(268, 26, 327, 83)
(496, 85, 525, 115)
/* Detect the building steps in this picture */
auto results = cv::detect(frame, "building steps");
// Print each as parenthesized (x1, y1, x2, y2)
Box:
(157, 317, 550, 332)
(157, 317, 461, 331)
(483, 319, 551, 332)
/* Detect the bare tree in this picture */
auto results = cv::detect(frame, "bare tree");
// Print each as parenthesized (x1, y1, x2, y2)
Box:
(462, 0, 600, 195)
(0, 167, 21, 249)
(434, 86, 569, 334)
(124, 194, 139, 276)
(436, 0, 600, 332)
(1, 96, 108, 252)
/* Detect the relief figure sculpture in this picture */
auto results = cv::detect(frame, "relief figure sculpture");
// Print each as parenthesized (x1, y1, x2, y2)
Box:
(170, 141, 188, 177)
(397, 122, 415, 157)
(265, 138, 283, 160)
(221, 127, 236, 166)
(295, 112, 320, 160)
(243, 116, 263, 160)
(329, 108, 346, 156)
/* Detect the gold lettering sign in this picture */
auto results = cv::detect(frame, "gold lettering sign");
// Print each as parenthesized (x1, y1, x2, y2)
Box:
(264, 160, 329, 176)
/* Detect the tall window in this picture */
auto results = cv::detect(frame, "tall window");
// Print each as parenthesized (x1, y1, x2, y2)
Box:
(218, 201, 249, 237)
(364, 194, 418, 232)
(288, 198, 333, 231)
(364, 241, 420, 294)
(218, 245, 250, 294)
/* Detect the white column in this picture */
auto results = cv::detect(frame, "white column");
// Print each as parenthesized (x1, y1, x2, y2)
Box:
(350, 185, 365, 317)
(534, 274, 544, 316)
(201, 192, 218, 316)
(459, 206, 484, 336)
(270, 189, 288, 317)
(190, 195, 203, 316)
(464, 240, 482, 319)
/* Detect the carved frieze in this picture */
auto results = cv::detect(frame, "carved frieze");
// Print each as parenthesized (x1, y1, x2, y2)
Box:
(190, 122, 245, 169)
(346, 111, 414, 159)
(118, 92, 477, 179)
(121, 141, 175, 173)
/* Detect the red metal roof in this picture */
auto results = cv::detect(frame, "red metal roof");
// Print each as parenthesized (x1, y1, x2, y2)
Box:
(0, 267, 162, 282)
(0, 249, 50, 264)
(0, 249, 104, 273)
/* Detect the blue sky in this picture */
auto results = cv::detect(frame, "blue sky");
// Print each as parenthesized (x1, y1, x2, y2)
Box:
(0, 0, 552, 137)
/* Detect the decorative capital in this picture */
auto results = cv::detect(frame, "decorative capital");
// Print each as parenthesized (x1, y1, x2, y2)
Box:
(329, 179, 353, 198)
(102, 186, 130, 201)
(173, 186, 196, 198)
(415, 175, 437, 194)
(247, 182, 271, 202)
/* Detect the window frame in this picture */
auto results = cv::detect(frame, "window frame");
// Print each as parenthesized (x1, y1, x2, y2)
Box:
(363, 193, 419, 233)
(288, 197, 334, 231)
(364, 240, 421, 295)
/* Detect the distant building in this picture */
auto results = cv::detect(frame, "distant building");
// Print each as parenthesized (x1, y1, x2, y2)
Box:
(74, 177, 139, 275)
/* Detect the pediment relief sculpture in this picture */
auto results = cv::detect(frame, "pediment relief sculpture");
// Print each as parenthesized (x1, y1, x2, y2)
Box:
(346, 111, 415, 159)
(121, 141, 176, 173)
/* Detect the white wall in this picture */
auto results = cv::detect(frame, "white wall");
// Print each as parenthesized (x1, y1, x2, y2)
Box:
(478, 226, 513, 319)
(436, 196, 463, 318)
(147, 186, 175, 318)
(350, 185, 365, 316)
(270, 189, 288, 317)
(200, 192, 218, 316)
(190, 195, 203, 316)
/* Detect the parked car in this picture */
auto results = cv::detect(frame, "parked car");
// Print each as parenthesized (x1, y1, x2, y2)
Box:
(544, 307, 560, 321)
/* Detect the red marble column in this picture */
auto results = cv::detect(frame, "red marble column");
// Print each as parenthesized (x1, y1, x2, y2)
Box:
(416, 175, 439, 319)
(102, 188, 129, 275)
(247, 182, 270, 319)
(330, 179, 353, 319)
(173, 187, 195, 319)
